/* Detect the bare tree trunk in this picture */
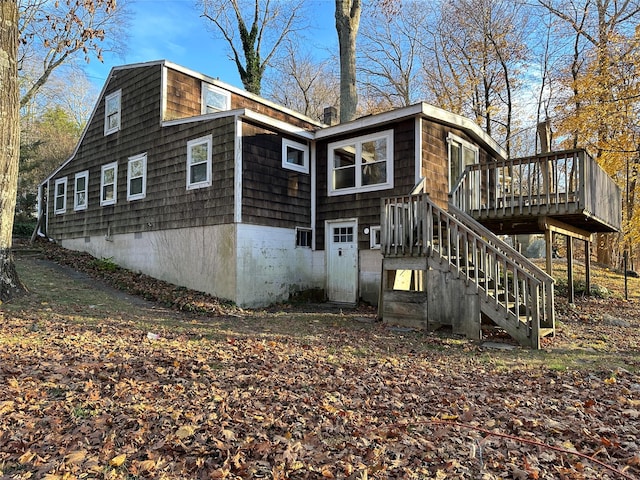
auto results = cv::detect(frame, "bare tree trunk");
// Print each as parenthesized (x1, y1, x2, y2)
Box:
(0, 1, 27, 302)
(336, 0, 361, 123)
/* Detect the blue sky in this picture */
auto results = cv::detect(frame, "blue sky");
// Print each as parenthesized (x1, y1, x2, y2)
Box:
(84, 0, 338, 91)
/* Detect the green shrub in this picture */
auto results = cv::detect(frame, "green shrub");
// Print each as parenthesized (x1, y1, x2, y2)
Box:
(12, 221, 37, 238)
(90, 257, 119, 272)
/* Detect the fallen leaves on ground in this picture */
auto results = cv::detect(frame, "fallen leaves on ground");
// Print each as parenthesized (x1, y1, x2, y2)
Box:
(0, 244, 638, 479)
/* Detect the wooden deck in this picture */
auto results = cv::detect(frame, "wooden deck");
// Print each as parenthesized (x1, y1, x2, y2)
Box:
(450, 150, 621, 235)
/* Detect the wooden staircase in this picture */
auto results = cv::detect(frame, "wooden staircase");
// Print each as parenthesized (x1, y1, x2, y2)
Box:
(379, 193, 555, 349)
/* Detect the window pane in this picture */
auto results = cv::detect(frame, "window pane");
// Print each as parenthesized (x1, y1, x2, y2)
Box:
(287, 146, 304, 166)
(334, 166, 355, 190)
(130, 159, 144, 177)
(55, 197, 64, 210)
(76, 191, 86, 205)
(333, 145, 356, 168)
(130, 177, 143, 195)
(190, 144, 208, 164)
(106, 96, 119, 115)
(450, 143, 461, 185)
(191, 163, 207, 183)
(103, 185, 114, 201)
(205, 89, 228, 111)
(362, 138, 386, 163)
(76, 177, 85, 191)
(104, 168, 114, 184)
(463, 145, 476, 167)
(57, 183, 65, 195)
(362, 161, 386, 186)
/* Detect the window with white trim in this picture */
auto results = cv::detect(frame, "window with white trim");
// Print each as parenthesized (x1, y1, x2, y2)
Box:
(282, 138, 309, 174)
(54, 177, 67, 214)
(448, 133, 479, 191)
(74, 170, 89, 211)
(100, 162, 118, 206)
(369, 226, 381, 249)
(328, 130, 393, 195)
(187, 135, 212, 190)
(201, 83, 231, 114)
(448, 133, 480, 209)
(127, 153, 147, 201)
(295, 227, 312, 247)
(104, 90, 121, 135)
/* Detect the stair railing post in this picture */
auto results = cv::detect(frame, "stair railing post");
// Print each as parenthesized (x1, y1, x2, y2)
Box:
(531, 283, 541, 349)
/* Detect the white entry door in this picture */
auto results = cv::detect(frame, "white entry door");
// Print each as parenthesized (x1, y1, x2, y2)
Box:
(327, 221, 358, 303)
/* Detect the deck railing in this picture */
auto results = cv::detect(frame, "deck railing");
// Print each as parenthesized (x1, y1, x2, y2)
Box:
(381, 193, 554, 348)
(450, 149, 621, 230)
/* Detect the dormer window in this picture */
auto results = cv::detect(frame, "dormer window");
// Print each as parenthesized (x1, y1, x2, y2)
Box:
(201, 83, 230, 114)
(104, 90, 121, 135)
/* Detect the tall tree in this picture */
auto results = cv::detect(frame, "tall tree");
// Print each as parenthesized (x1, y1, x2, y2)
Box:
(421, 0, 529, 156)
(199, 0, 304, 95)
(539, 0, 640, 266)
(1, 0, 27, 301)
(18, 0, 125, 108)
(357, 1, 430, 110)
(335, 0, 361, 122)
(264, 42, 339, 121)
(2, 0, 126, 302)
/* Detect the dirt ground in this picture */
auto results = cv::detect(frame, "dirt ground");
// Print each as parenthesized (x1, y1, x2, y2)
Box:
(0, 249, 639, 479)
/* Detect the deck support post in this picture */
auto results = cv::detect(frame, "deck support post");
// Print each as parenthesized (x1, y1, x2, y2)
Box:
(585, 240, 591, 295)
(567, 235, 574, 303)
(545, 228, 553, 276)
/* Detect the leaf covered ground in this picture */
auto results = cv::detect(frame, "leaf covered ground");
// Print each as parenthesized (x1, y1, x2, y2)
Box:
(0, 243, 639, 479)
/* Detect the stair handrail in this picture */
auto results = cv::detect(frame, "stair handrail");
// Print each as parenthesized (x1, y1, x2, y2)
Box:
(447, 201, 554, 284)
(381, 192, 554, 348)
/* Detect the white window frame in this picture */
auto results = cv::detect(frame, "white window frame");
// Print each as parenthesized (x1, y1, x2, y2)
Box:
(54, 177, 67, 214)
(447, 133, 479, 191)
(282, 138, 309, 174)
(201, 83, 231, 114)
(186, 135, 213, 190)
(369, 225, 381, 249)
(295, 227, 313, 248)
(74, 170, 89, 211)
(100, 161, 118, 206)
(328, 129, 394, 196)
(104, 89, 122, 136)
(127, 153, 147, 201)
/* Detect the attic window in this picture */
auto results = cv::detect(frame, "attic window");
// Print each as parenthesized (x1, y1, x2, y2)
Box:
(54, 177, 67, 214)
(328, 130, 394, 196)
(202, 83, 230, 114)
(282, 138, 309, 174)
(104, 90, 121, 136)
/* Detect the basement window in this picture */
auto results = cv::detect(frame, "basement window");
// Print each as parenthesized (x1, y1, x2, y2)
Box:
(296, 227, 312, 248)
(54, 177, 67, 214)
(369, 226, 381, 249)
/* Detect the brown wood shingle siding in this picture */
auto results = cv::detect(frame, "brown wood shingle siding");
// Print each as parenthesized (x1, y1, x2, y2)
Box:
(165, 68, 317, 131)
(315, 119, 417, 250)
(47, 64, 236, 240)
(242, 121, 311, 227)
